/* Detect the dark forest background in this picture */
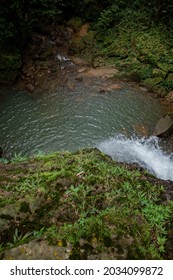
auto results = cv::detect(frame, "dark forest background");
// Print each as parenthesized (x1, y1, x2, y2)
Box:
(1, 0, 173, 90)
(1, 0, 173, 51)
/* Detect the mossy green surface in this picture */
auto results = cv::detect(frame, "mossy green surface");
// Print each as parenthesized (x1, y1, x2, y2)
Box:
(89, 20, 173, 96)
(0, 148, 173, 259)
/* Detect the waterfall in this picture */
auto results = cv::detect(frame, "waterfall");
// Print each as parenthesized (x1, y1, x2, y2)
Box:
(98, 135, 173, 181)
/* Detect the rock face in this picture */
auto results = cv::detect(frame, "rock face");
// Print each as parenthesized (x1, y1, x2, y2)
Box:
(0, 148, 173, 260)
(153, 114, 173, 137)
(15, 24, 74, 92)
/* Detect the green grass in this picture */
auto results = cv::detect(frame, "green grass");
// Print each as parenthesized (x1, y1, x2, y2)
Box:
(0, 148, 172, 259)
(89, 13, 173, 95)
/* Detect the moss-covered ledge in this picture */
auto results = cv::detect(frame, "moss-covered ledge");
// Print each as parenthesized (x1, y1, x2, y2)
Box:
(0, 148, 173, 260)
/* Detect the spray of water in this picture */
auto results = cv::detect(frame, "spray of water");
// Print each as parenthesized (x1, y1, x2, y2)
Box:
(98, 134, 173, 181)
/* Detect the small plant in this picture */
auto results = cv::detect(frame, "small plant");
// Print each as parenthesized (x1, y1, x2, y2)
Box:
(142, 201, 171, 254)
(33, 227, 45, 239)
(13, 228, 33, 244)
(34, 150, 46, 158)
(14, 178, 38, 192)
(157, 236, 167, 253)
(0, 157, 9, 164)
(11, 153, 28, 163)
(161, 80, 173, 91)
(64, 184, 90, 217)
(0, 197, 14, 207)
(0, 148, 172, 259)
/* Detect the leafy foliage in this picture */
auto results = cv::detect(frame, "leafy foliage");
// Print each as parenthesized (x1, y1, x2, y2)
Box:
(0, 0, 173, 52)
(0, 0, 62, 50)
(1, 148, 172, 259)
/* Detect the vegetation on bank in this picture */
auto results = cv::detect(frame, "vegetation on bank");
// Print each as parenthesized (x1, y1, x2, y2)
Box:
(0, 148, 173, 259)
(92, 11, 173, 96)
(1, 0, 173, 94)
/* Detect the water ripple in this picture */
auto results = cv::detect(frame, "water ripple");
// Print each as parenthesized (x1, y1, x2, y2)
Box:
(0, 84, 166, 160)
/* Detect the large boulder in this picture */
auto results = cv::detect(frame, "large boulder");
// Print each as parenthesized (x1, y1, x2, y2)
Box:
(153, 114, 173, 137)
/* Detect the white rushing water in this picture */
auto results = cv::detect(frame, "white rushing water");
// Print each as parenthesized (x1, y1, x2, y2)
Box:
(98, 135, 173, 181)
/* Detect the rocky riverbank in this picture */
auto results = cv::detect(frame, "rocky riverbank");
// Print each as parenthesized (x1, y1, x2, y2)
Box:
(13, 22, 124, 101)
(1, 19, 173, 112)
(9, 20, 173, 145)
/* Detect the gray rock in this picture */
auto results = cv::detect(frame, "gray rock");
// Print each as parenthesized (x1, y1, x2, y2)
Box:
(153, 114, 173, 137)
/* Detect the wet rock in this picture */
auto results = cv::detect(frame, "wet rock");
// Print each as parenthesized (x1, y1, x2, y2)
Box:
(133, 124, 149, 136)
(153, 114, 173, 137)
(64, 27, 74, 40)
(166, 90, 173, 103)
(26, 83, 35, 92)
(85, 67, 118, 78)
(109, 83, 122, 90)
(67, 81, 75, 90)
(143, 77, 163, 88)
(2, 240, 72, 260)
(166, 73, 173, 82)
(75, 75, 83, 81)
(70, 57, 90, 66)
(98, 83, 122, 93)
(78, 67, 87, 73)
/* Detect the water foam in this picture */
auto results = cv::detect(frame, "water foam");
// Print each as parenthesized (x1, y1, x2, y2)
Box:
(98, 135, 173, 181)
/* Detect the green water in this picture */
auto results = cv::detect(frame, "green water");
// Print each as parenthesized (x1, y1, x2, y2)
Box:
(0, 82, 166, 158)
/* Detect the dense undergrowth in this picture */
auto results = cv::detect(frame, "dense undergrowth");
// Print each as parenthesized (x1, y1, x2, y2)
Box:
(1, 1, 173, 95)
(0, 148, 173, 259)
(88, 8, 173, 96)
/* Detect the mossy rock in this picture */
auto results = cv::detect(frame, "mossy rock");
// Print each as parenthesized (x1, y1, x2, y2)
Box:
(143, 77, 163, 87)
(157, 62, 173, 73)
(166, 73, 173, 82)
(152, 68, 166, 78)
(160, 90, 168, 98)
